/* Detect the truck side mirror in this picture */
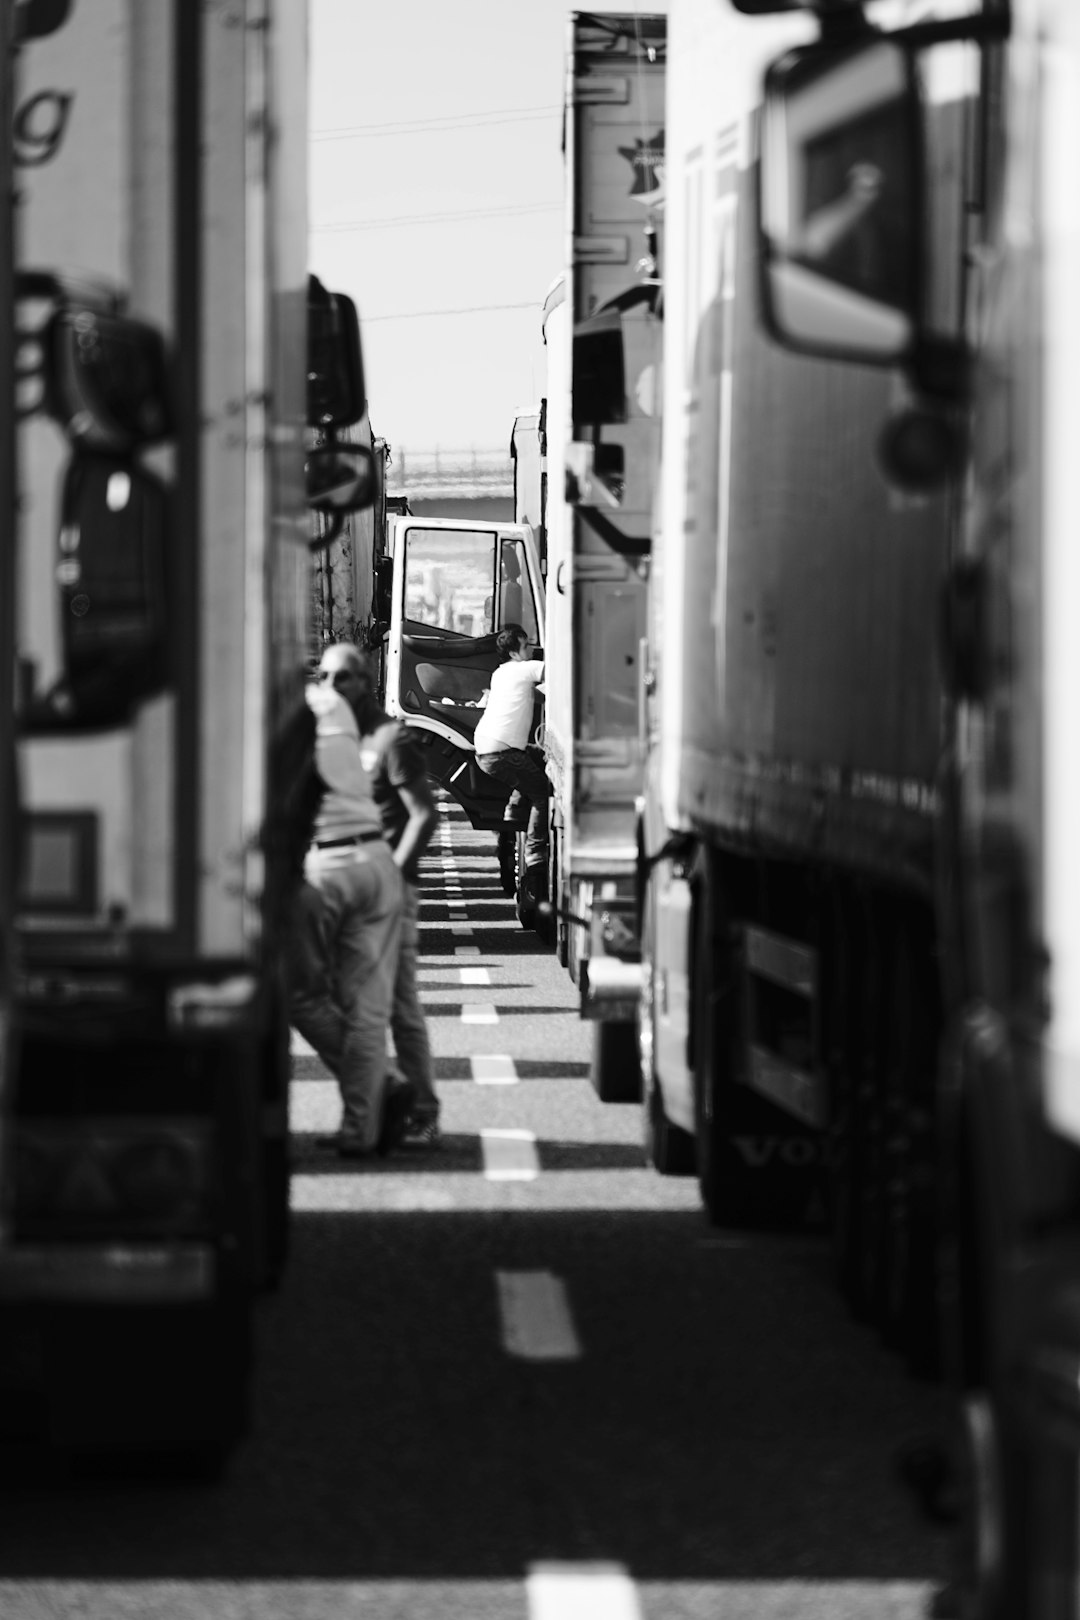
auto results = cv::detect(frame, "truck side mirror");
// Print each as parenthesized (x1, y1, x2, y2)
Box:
(14, 0, 74, 41)
(21, 454, 170, 733)
(305, 443, 375, 514)
(43, 305, 172, 452)
(307, 275, 366, 428)
(572, 306, 627, 429)
(758, 38, 921, 367)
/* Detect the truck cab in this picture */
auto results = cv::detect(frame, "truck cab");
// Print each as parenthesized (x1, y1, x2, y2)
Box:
(382, 515, 546, 829)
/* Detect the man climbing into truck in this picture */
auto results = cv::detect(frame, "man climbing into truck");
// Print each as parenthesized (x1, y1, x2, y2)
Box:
(472, 624, 550, 902)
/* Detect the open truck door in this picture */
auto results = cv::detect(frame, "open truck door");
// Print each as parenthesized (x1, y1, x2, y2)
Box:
(383, 516, 545, 829)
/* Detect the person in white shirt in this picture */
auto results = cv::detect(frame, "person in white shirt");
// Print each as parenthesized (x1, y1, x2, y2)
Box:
(472, 623, 550, 877)
(288, 660, 410, 1158)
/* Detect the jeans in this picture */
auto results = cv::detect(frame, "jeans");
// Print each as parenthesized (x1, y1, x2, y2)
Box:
(392, 881, 437, 1121)
(475, 746, 550, 868)
(289, 840, 404, 1150)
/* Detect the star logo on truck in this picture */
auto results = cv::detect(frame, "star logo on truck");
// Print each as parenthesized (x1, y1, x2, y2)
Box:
(619, 130, 665, 205)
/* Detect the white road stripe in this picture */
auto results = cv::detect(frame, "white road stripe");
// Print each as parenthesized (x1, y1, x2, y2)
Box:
(460, 967, 491, 986)
(482, 1128, 538, 1180)
(497, 1270, 581, 1360)
(527, 1564, 642, 1620)
(0, 1579, 937, 1618)
(462, 1002, 497, 1024)
(471, 1053, 518, 1084)
(455, 945, 481, 957)
(451, 923, 474, 937)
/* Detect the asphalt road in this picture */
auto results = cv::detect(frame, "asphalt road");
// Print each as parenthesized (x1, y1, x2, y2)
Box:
(0, 798, 954, 1619)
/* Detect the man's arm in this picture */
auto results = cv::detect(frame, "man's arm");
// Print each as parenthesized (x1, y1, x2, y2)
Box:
(394, 772, 439, 882)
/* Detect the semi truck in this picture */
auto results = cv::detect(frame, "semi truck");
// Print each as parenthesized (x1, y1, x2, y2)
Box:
(0, 0, 370, 1473)
(636, 0, 1080, 1612)
(535, 4, 666, 1095)
(379, 509, 546, 849)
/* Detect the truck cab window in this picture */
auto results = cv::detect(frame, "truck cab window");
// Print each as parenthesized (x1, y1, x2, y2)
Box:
(403, 527, 497, 638)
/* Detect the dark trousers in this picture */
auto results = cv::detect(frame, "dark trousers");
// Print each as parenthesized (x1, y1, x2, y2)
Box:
(475, 746, 551, 868)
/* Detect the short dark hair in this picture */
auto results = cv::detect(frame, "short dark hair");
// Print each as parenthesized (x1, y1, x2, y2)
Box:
(496, 623, 528, 658)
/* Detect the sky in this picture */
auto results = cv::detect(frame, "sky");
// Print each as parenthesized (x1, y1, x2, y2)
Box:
(309, 0, 571, 467)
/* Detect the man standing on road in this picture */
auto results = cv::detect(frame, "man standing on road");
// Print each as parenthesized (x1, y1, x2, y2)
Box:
(472, 624, 549, 899)
(319, 642, 442, 1148)
(289, 667, 413, 1158)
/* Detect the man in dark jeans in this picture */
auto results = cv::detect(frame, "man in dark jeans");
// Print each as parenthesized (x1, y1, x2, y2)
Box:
(317, 642, 442, 1146)
(472, 624, 550, 892)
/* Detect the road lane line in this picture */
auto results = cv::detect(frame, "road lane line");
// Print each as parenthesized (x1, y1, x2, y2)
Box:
(462, 1002, 497, 1024)
(451, 923, 474, 937)
(471, 1053, 518, 1084)
(526, 1564, 642, 1620)
(482, 1128, 538, 1180)
(496, 1270, 581, 1360)
(459, 967, 491, 986)
(455, 945, 481, 957)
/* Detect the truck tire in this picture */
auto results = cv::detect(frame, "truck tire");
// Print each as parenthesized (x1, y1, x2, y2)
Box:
(497, 829, 517, 896)
(50, 1299, 252, 1483)
(878, 920, 940, 1376)
(589, 1020, 642, 1103)
(639, 884, 694, 1173)
(644, 1066, 695, 1174)
(261, 1017, 292, 1292)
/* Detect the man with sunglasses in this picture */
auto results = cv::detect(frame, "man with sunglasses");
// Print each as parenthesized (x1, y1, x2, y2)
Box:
(288, 652, 412, 1158)
(314, 642, 442, 1148)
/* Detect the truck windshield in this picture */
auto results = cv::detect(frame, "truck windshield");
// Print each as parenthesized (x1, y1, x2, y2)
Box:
(403, 527, 497, 638)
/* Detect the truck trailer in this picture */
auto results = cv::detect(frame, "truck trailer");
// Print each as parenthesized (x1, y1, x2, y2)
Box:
(638, 0, 1080, 1612)
(512, 5, 667, 1090)
(0, 0, 369, 1473)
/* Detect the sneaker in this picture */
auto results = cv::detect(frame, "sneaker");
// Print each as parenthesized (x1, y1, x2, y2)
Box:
(402, 1115, 441, 1149)
(376, 1080, 419, 1156)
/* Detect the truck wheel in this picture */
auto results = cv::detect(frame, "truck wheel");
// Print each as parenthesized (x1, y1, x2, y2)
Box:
(497, 829, 517, 896)
(643, 1067, 695, 1175)
(879, 922, 940, 1376)
(639, 886, 694, 1173)
(821, 901, 865, 1306)
(50, 1300, 251, 1483)
(589, 1020, 641, 1103)
(852, 925, 889, 1320)
(261, 1018, 291, 1292)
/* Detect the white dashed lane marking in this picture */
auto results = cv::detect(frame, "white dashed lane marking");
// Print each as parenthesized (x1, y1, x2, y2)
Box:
(496, 1269, 581, 1360)
(455, 945, 481, 957)
(461, 1002, 497, 1024)
(526, 1564, 642, 1620)
(471, 1054, 518, 1085)
(482, 1129, 538, 1180)
(451, 923, 474, 938)
(459, 967, 491, 986)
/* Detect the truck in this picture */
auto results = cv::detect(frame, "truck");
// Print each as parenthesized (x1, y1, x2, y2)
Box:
(637, 0, 1080, 1612)
(534, 5, 666, 1096)
(379, 508, 546, 859)
(0, 0, 370, 1473)
(376, 10, 666, 1071)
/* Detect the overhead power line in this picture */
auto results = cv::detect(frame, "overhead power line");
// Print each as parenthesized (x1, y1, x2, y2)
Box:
(363, 302, 538, 323)
(313, 201, 562, 233)
(312, 104, 561, 140)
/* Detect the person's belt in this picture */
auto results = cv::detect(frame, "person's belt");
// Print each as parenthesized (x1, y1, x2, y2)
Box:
(312, 831, 383, 849)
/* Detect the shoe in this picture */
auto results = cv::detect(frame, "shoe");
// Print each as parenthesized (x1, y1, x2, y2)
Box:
(376, 1080, 419, 1156)
(402, 1115, 441, 1149)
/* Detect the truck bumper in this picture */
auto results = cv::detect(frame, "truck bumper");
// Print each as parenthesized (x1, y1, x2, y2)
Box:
(0, 1242, 216, 1303)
